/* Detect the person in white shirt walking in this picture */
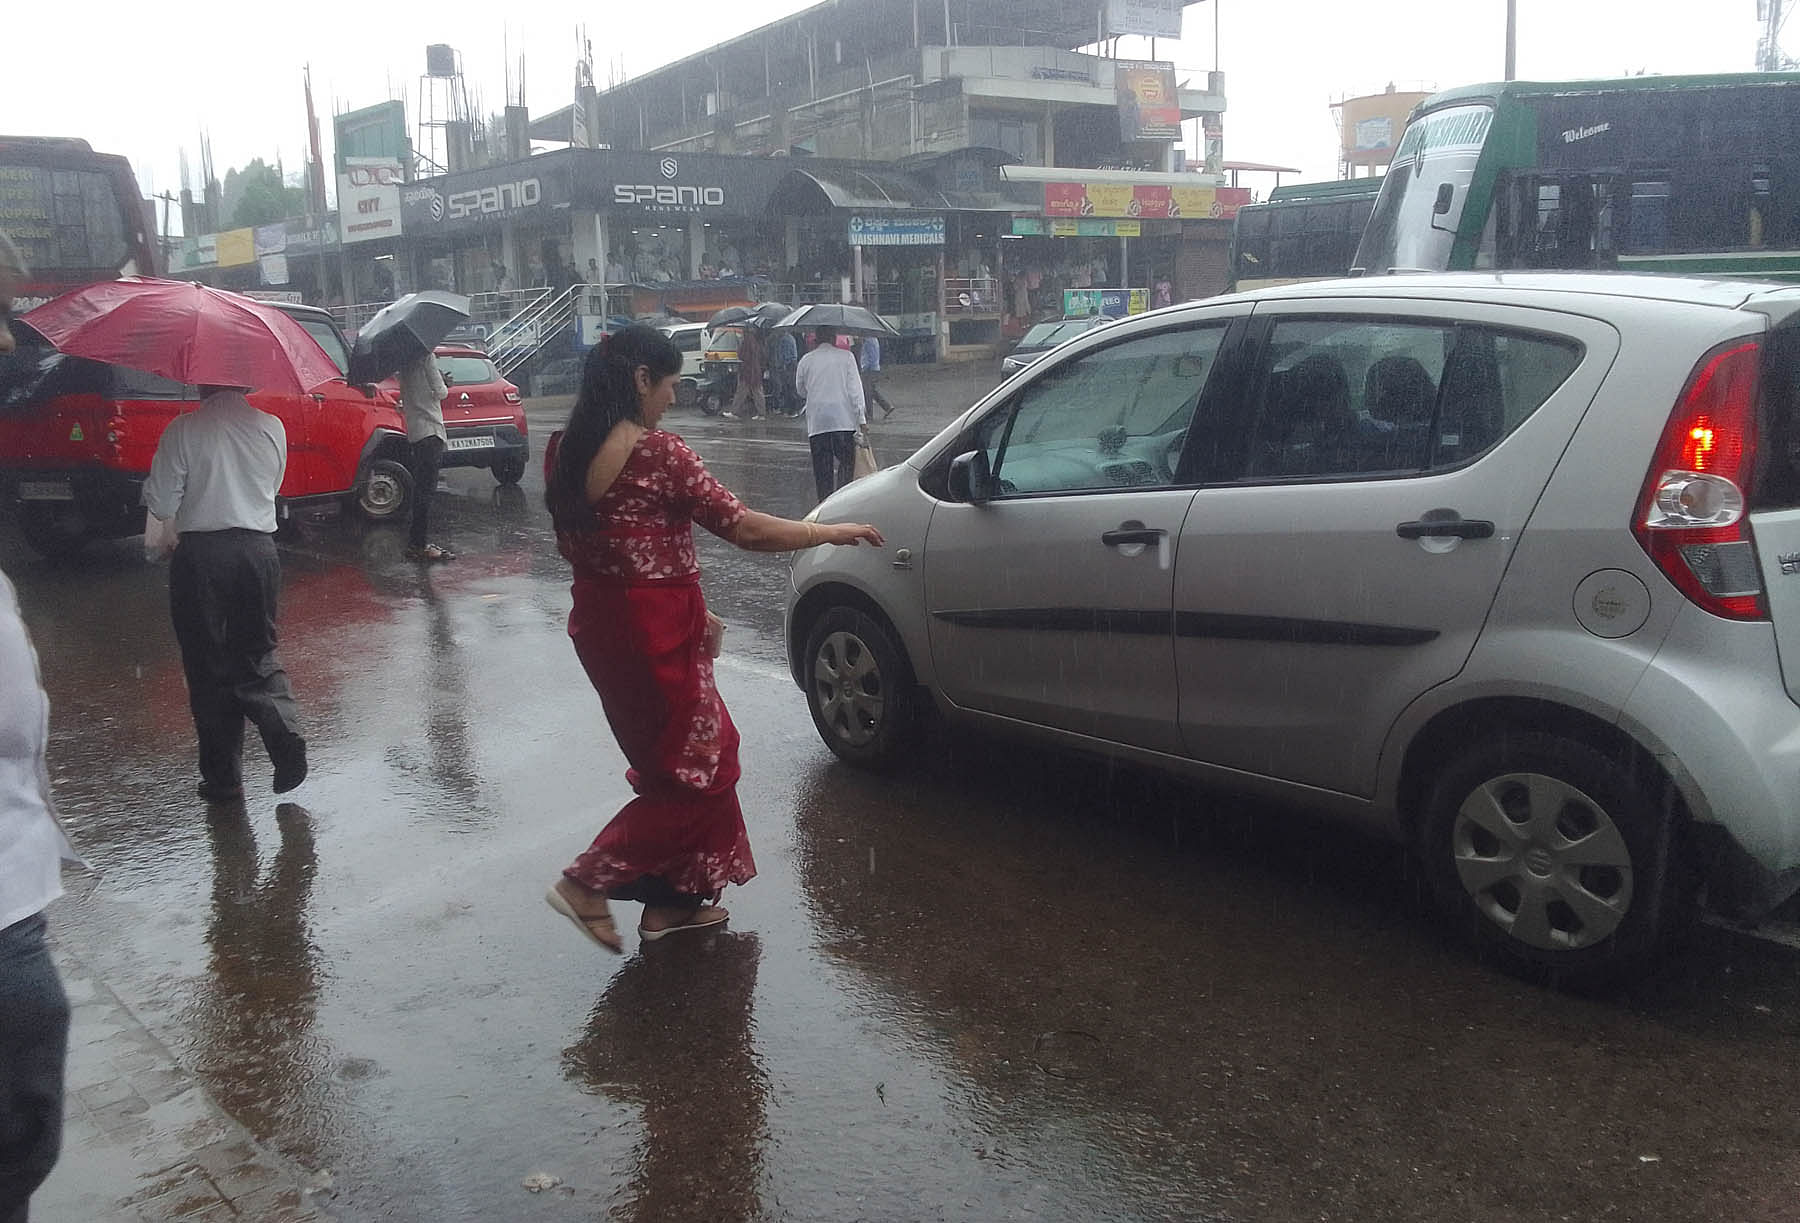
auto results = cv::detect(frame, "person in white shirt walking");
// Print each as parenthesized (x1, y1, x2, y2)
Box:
(794, 326, 867, 501)
(0, 229, 75, 1223)
(398, 352, 454, 562)
(143, 387, 307, 803)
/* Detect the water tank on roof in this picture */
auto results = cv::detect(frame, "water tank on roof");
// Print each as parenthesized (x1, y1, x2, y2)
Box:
(426, 45, 457, 77)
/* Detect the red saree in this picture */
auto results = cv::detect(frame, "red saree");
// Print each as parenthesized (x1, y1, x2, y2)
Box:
(549, 429, 757, 902)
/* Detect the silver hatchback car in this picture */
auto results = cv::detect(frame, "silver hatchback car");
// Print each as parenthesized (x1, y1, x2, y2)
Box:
(785, 273, 1800, 985)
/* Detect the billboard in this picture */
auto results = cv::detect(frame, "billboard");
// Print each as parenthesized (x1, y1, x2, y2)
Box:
(1117, 61, 1182, 143)
(333, 100, 409, 174)
(339, 157, 405, 244)
(848, 215, 946, 246)
(215, 228, 255, 268)
(1044, 182, 1253, 221)
(1106, 0, 1182, 38)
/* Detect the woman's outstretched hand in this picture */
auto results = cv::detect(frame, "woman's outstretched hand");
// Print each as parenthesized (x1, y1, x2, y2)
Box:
(822, 522, 884, 548)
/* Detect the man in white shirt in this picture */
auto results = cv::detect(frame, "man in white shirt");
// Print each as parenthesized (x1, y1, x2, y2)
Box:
(794, 326, 867, 501)
(143, 387, 307, 803)
(398, 352, 452, 563)
(0, 230, 74, 1223)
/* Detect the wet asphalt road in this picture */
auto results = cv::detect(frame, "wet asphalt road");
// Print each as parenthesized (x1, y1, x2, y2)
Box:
(10, 380, 1800, 1222)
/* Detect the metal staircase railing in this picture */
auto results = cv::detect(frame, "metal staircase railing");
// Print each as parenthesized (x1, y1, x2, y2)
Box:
(487, 284, 590, 378)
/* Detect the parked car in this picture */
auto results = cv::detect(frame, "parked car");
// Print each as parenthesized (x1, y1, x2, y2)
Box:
(786, 272, 1800, 986)
(658, 321, 708, 406)
(432, 345, 529, 485)
(0, 301, 413, 557)
(1000, 316, 1108, 379)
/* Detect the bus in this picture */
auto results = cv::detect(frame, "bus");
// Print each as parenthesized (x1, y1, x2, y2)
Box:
(1, 136, 159, 311)
(1351, 73, 1800, 281)
(1230, 177, 1382, 293)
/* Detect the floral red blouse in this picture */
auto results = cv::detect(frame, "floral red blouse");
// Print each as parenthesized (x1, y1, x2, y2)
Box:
(549, 429, 748, 583)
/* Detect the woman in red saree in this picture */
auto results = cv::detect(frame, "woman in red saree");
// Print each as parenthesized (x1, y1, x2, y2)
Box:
(543, 326, 883, 951)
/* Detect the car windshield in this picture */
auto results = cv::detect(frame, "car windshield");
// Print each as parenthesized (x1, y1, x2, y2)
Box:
(437, 355, 499, 385)
(1020, 320, 1093, 350)
(294, 317, 349, 375)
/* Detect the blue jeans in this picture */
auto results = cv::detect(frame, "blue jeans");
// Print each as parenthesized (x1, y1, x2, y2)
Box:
(0, 914, 67, 1223)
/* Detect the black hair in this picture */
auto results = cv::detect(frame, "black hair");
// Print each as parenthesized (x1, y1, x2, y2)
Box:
(815, 326, 838, 344)
(546, 323, 683, 531)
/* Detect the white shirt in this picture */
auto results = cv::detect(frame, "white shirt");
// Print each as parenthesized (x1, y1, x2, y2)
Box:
(142, 391, 287, 534)
(795, 345, 867, 437)
(0, 569, 76, 931)
(399, 356, 449, 444)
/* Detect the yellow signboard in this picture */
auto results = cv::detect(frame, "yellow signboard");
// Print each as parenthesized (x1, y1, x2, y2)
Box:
(216, 228, 256, 268)
(1050, 219, 1080, 237)
(1083, 184, 1135, 218)
(1114, 220, 1142, 237)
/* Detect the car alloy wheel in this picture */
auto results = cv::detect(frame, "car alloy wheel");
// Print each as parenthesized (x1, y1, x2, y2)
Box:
(813, 629, 885, 748)
(1450, 771, 1634, 952)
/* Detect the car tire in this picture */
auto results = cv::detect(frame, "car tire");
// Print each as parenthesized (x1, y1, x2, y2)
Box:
(354, 458, 413, 520)
(18, 503, 89, 560)
(491, 455, 527, 486)
(1420, 730, 1694, 988)
(802, 606, 922, 771)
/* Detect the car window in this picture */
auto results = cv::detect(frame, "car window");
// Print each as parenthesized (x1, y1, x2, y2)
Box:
(978, 325, 1227, 496)
(436, 356, 499, 385)
(111, 366, 196, 401)
(668, 329, 703, 353)
(294, 318, 349, 376)
(1242, 317, 1582, 480)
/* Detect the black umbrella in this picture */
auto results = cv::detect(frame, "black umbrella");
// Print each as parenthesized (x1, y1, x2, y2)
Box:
(745, 301, 793, 329)
(707, 305, 759, 329)
(774, 303, 900, 337)
(346, 291, 471, 385)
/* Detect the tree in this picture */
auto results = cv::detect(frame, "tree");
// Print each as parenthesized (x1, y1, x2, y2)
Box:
(224, 159, 306, 229)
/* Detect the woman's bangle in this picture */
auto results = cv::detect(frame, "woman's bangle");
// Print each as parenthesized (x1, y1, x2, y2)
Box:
(805, 523, 819, 546)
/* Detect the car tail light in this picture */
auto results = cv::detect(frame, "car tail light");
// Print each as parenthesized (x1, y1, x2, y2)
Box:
(504, 389, 521, 404)
(1632, 340, 1765, 620)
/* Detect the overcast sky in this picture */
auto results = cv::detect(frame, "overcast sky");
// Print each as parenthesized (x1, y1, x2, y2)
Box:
(4, 0, 1770, 225)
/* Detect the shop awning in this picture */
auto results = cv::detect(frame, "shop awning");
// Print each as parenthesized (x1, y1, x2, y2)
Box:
(775, 165, 955, 213)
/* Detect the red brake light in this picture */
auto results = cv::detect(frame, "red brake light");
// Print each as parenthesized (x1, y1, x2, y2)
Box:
(1632, 340, 1765, 621)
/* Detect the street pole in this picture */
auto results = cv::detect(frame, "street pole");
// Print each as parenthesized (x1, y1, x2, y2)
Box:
(1764, 0, 1785, 71)
(1505, 0, 1517, 81)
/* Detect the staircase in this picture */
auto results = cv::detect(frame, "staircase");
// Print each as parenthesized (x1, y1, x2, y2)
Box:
(488, 284, 601, 379)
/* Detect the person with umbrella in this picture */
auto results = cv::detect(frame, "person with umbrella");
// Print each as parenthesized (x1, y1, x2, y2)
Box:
(142, 382, 308, 802)
(398, 351, 453, 563)
(26, 278, 334, 803)
(793, 325, 867, 501)
(344, 292, 472, 563)
(721, 322, 767, 420)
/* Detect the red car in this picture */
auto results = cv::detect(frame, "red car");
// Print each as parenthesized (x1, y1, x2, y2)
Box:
(0, 302, 415, 558)
(430, 345, 529, 485)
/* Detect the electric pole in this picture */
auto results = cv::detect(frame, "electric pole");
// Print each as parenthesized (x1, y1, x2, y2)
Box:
(1764, 0, 1787, 71)
(1505, 0, 1517, 81)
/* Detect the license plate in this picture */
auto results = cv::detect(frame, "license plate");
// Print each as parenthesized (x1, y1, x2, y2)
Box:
(446, 435, 493, 452)
(17, 480, 74, 502)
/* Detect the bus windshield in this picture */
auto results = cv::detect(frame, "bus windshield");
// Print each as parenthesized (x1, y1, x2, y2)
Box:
(1352, 102, 1493, 275)
(0, 137, 157, 309)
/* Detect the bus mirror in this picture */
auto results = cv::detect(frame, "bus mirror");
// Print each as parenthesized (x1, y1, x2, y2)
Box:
(1430, 183, 1457, 233)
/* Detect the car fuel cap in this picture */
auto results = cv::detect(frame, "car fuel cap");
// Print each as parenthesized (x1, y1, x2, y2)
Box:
(1573, 569, 1651, 639)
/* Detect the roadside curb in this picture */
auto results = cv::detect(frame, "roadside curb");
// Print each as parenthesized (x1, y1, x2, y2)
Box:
(37, 940, 333, 1222)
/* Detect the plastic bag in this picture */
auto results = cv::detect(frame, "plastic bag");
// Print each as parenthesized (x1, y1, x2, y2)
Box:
(143, 511, 177, 562)
(853, 435, 879, 481)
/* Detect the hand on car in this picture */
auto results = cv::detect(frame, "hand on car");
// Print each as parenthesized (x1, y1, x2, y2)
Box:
(826, 523, 884, 547)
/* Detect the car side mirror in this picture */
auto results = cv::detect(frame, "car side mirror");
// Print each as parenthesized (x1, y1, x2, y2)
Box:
(947, 450, 993, 505)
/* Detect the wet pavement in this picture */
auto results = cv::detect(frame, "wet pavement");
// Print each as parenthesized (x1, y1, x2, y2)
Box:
(11, 360, 1800, 1221)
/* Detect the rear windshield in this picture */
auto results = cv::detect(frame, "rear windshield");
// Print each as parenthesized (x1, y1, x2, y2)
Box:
(437, 356, 499, 385)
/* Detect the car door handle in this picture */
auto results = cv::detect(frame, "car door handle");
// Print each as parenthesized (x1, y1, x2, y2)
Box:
(1396, 518, 1495, 540)
(1101, 527, 1167, 547)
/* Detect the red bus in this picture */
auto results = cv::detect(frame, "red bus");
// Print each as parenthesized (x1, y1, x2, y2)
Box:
(1, 136, 159, 310)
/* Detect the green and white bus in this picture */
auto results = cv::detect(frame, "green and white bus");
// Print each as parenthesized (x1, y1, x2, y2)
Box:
(1230, 177, 1383, 292)
(1351, 72, 1800, 282)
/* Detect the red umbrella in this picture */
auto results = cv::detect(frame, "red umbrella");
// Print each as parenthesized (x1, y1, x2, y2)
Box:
(21, 277, 341, 396)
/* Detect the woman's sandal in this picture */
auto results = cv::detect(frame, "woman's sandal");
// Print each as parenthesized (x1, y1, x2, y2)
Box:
(638, 904, 730, 942)
(545, 886, 623, 953)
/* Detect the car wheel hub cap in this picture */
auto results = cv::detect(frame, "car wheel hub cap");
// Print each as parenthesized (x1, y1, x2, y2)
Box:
(1449, 771, 1635, 952)
(813, 630, 883, 748)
